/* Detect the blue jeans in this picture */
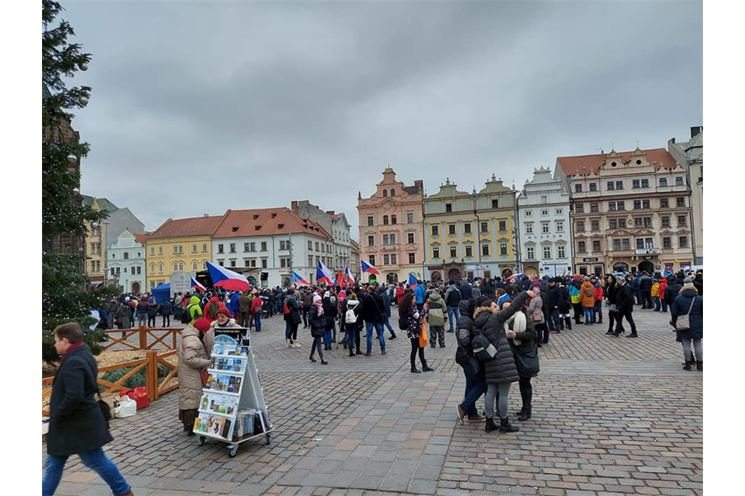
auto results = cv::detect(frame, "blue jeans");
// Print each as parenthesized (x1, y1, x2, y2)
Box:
(254, 313, 262, 332)
(550, 308, 561, 331)
(447, 306, 460, 332)
(346, 325, 357, 352)
(383, 317, 396, 337)
(459, 359, 486, 416)
(583, 307, 594, 323)
(43, 447, 131, 496)
(323, 328, 333, 348)
(365, 321, 385, 353)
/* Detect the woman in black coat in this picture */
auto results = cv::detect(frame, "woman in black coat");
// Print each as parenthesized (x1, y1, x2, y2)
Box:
(503, 301, 539, 421)
(671, 280, 703, 370)
(604, 274, 618, 335)
(474, 290, 534, 433)
(44, 322, 133, 496)
(308, 294, 328, 364)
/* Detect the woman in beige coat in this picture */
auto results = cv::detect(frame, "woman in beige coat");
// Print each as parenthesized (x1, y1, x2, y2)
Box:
(178, 317, 212, 435)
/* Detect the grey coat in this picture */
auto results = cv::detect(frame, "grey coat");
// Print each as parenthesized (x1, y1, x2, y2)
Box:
(178, 326, 211, 410)
(474, 291, 530, 385)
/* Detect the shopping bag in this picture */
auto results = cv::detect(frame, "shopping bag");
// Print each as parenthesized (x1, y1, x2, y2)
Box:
(113, 396, 137, 418)
(418, 321, 428, 348)
(120, 387, 150, 410)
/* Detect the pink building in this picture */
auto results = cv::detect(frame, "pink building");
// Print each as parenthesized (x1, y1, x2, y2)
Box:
(357, 168, 424, 284)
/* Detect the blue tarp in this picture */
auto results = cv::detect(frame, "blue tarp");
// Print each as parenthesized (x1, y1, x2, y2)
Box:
(152, 283, 171, 304)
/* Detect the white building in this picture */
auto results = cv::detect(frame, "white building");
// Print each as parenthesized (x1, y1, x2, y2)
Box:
(290, 200, 353, 272)
(212, 208, 333, 288)
(517, 167, 573, 278)
(108, 229, 147, 294)
(668, 127, 703, 266)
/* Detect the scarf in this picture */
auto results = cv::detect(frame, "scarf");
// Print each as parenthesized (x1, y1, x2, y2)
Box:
(505, 311, 527, 334)
(314, 301, 324, 316)
(60, 341, 84, 364)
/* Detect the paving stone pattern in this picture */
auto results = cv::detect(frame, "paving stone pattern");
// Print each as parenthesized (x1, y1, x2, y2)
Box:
(46, 306, 702, 495)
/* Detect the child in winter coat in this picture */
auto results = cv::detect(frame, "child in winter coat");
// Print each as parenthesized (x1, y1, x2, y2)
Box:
(651, 279, 661, 311)
(425, 290, 447, 348)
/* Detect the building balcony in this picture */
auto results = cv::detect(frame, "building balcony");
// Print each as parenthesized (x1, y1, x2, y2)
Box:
(381, 245, 398, 252)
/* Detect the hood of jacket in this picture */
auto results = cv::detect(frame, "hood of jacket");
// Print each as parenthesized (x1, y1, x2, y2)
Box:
(189, 296, 201, 306)
(458, 298, 475, 318)
(428, 292, 444, 304)
(473, 306, 493, 327)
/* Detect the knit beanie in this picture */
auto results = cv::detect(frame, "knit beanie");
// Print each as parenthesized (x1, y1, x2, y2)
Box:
(216, 303, 230, 317)
(193, 317, 212, 334)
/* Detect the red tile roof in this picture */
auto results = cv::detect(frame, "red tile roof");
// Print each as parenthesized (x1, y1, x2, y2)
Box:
(134, 233, 149, 245)
(213, 208, 331, 239)
(556, 148, 679, 176)
(147, 215, 225, 239)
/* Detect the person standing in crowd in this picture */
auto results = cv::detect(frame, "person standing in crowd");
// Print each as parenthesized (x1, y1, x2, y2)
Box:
(455, 298, 486, 424)
(344, 292, 363, 356)
(178, 317, 211, 436)
(546, 278, 561, 335)
(444, 281, 462, 333)
(187, 295, 203, 326)
(159, 298, 172, 327)
(474, 290, 534, 433)
(399, 290, 433, 373)
(569, 278, 583, 325)
(651, 278, 661, 311)
(425, 288, 447, 348)
(605, 274, 619, 335)
(284, 288, 302, 348)
(665, 274, 684, 314)
(639, 271, 653, 309)
(658, 276, 669, 313)
(503, 300, 539, 422)
(693, 270, 703, 295)
(238, 291, 251, 328)
(395, 282, 405, 306)
(557, 279, 572, 331)
(360, 285, 387, 356)
(414, 280, 427, 312)
(526, 286, 546, 347)
(136, 297, 149, 327)
(43, 322, 134, 496)
(580, 277, 595, 325)
(146, 298, 159, 328)
(322, 290, 337, 350)
(302, 288, 313, 329)
(671, 277, 703, 371)
(308, 293, 328, 365)
(250, 290, 263, 332)
(379, 285, 397, 340)
(593, 278, 604, 324)
(613, 276, 638, 337)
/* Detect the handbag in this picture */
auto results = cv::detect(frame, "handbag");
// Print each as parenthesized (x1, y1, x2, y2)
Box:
(532, 309, 543, 322)
(200, 369, 209, 387)
(97, 391, 112, 428)
(472, 333, 497, 362)
(675, 298, 696, 332)
(398, 317, 409, 330)
(513, 342, 540, 377)
(418, 321, 428, 348)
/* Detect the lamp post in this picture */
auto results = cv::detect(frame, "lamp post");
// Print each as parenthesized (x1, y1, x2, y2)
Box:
(511, 184, 521, 273)
(472, 188, 482, 278)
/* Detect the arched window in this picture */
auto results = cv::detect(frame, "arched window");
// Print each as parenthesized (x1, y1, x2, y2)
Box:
(390, 189, 395, 196)
(383, 215, 389, 225)
(192, 260, 198, 270)
(150, 263, 155, 273)
(178, 262, 184, 271)
(383, 190, 388, 197)
(158, 263, 163, 273)
(173, 262, 179, 271)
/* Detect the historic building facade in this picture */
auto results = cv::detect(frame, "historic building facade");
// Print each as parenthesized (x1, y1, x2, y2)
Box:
(668, 126, 703, 266)
(82, 196, 119, 285)
(555, 147, 695, 275)
(357, 168, 425, 283)
(212, 208, 332, 288)
(517, 167, 573, 278)
(108, 230, 147, 294)
(423, 175, 518, 282)
(290, 200, 352, 271)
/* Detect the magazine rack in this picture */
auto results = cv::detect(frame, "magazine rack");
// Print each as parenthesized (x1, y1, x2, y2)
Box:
(193, 327, 273, 457)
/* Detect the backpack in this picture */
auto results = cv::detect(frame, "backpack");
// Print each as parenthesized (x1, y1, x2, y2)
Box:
(180, 308, 191, 324)
(345, 307, 358, 325)
(282, 301, 291, 316)
(446, 287, 461, 307)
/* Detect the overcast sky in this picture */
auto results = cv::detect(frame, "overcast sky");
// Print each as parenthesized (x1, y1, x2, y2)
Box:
(60, 0, 702, 238)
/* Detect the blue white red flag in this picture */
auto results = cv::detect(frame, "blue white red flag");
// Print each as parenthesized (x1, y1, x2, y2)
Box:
(191, 277, 206, 292)
(206, 262, 250, 292)
(316, 260, 335, 286)
(407, 272, 418, 288)
(361, 260, 380, 275)
(291, 271, 310, 286)
(344, 264, 356, 285)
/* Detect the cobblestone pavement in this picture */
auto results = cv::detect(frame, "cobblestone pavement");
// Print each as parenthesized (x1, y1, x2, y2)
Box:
(46, 305, 702, 496)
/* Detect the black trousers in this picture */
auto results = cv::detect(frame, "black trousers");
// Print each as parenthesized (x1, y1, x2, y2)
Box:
(615, 309, 637, 335)
(572, 303, 583, 323)
(518, 377, 532, 412)
(410, 338, 428, 368)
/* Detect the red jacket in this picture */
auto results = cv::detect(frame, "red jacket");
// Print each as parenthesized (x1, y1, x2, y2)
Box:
(250, 296, 263, 314)
(395, 286, 404, 305)
(594, 286, 604, 301)
(658, 278, 667, 300)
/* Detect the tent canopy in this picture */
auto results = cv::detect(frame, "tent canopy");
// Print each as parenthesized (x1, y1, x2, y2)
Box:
(152, 283, 171, 304)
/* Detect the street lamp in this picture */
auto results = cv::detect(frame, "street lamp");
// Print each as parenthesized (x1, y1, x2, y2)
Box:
(511, 184, 521, 273)
(472, 188, 482, 278)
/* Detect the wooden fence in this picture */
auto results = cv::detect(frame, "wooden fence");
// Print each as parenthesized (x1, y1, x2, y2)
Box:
(42, 326, 184, 417)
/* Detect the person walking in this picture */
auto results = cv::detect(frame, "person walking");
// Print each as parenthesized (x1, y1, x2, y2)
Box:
(425, 289, 447, 348)
(250, 291, 263, 332)
(580, 277, 595, 325)
(455, 298, 487, 424)
(613, 277, 638, 337)
(503, 300, 539, 421)
(671, 278, 703, 371)
(444, 281, 462, 333)
(360, 285, 387, 356)
(605, 274, 619, 335)
(43, 322, 134, 496)
(474, 290, 534, 433)
(344, 292, 363, 356)
(399, 291, 433, 373)
(178, 317, 211, 436)
(284, 288, 302, 347)
(308, 294, 328, 364)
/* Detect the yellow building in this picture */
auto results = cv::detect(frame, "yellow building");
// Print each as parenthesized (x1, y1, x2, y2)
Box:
(423, 175, 518, 282)
(145, 215, 225, 290)
(82, 196, 118, 285)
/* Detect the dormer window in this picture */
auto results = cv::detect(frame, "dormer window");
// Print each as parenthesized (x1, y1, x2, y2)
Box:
(271, 213, 277, 218)
(253, 215, 259, 220)
(277, 224, 284, 229)
(232, 227, 239, 232)
(255, 225, 261, 231)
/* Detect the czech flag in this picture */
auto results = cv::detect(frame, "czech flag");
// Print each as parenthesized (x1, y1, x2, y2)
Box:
(206, 262, 250, 292)
(407, 272, 418, 288)
(316, 260, 335, 286)
(291, 271, 310, 286)
(191, 277, 206, 292)
(344, 264, 356, 285)
(361, 260, 380, 276)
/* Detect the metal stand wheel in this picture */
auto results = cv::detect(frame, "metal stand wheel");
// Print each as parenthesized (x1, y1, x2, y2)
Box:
(198, 436, 205, 446)
(228, 444, 239, 457)
(265, 432, 272, 446)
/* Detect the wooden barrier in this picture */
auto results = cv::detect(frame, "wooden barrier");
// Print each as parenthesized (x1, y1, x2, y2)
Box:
(100, 326, 183, 352)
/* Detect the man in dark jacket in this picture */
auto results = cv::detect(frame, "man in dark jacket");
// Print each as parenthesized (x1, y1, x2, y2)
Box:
(639, 272, 653, 309)
(613, 277, 638, 337)
(284, 288, 302, 347)
(379, 286, 397, 339)
(455, 298, 486, 424)
(693, 271, 703, 296)
(547, 279, 561, 332)
(459, 280, 473, 301)
(360, 285, 386, 355)
(665, 275, 684, 312)
(44, 322, 133, 496)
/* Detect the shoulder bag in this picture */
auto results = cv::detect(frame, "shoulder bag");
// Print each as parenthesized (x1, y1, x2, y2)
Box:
(675, 297, 696, 332)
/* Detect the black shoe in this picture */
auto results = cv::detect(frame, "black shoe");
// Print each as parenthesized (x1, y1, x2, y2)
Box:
(683, 360, 693, 370)
(626, 333, 638, 338)
(606, 330, 615, 335)
(485, 417, 498, 433)
(518, 408, 531, 421)
(536, 343, 542, 348)
(696, 361, 703, 371)
(411, 367, 421, 373)
(321, 360, 328, 365)
(499, 417, 520, 433)
(389, 335, 397, 340)
(349, 352, 355, 357)
(422, 366, 434, 372)
(431, 344, 436, 349)
(381, 350, 386, 355)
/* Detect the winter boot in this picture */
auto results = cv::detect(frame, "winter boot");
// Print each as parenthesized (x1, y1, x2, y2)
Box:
(411, 365, 421, 373)
(565, 317, 572, 330)
(485, 417, 498, 433)
(683, 360, 693, 371)
(696, 360, 703, 371)
(499, 417, 520, 433)
(518, 407, 531, 421)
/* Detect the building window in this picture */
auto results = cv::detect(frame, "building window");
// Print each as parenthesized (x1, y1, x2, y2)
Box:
(480, 222, 488, 233)
(464, 223, 472, 234)
(558, 245, 565, 258)
(633, 179, 640, 189)
(662, 216, 670, 228)
(576, 221, 585, 233)
(123, 252, 129, 260)
(369, 255, 375, 266)
(261, 258, 267, 269)
(408, 233, 415, 244)
(526, 223, 533, 234)
(527, 246, 534, 259)
(150, 247, 154, 256)
(383, 215, 389, 225)
(677, 215, 687, 227)
(218, 244, 224, 254)
(449, 224, 456, 235)
(407, 213, 414, 224)
(663, 237, 672, 249)
(542, 209, 549, 216)
(368, 235, 375, 246)
(465, 246, 472, 257)
(578, 241, 586, 253)
(676, 176, 684, 186)
(556, 208, 562, 215)
(450, 246, 457, 258)
(592, 240, 601, 252)
(192, 244, 197, 253)
(660, 177, 668, 187)
(543, 246, 551, 259)
(229, 243, 236, 253)
(367, 216, 374, 226)
(591, 220, 600, 231)
(607, 181, 615, 191)
(383, 254, 390, 265)
(676, 197, 685, 207)
(526, 210, 532, 217)
(408, 253, 415, 264)
(202, 244, 208, 252)
(615, 181, 623, 190)
(192, 261, 198, 270)
(158, 247, 163, 255)
(499, 221, 506, 232)
(158, 263, 163, 273)
(482, 245, 489, 256)
(575, 184, 583, 193)
(679, 236, 689, 248)
(590, 202, 598, 213)
(617, 201, 625, 211)
(500, 242, 508, 256)
(391, 189, 395, 196)
(432, 225, 439, 236)
(575, 203, 584, 213)
(445, 203, 452, 213)
(383, 190, 388, 198)
(556, 221, 564, 233)
(661, 198, 669, 208)
(261, 241, 267, 251)
(542, 222, 549, 234)
(391, 254, 397, 264)
(642, 179, 649, 188)
(589, 183, 597, 192)
(308, 241, 313, 250)
(433, 247, 440, 259)
(230, 260, 237, 268)
(391, 215, 397, 224)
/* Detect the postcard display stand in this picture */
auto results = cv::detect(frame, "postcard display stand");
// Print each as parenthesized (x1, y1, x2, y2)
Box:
(193, 327, 273, 457)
